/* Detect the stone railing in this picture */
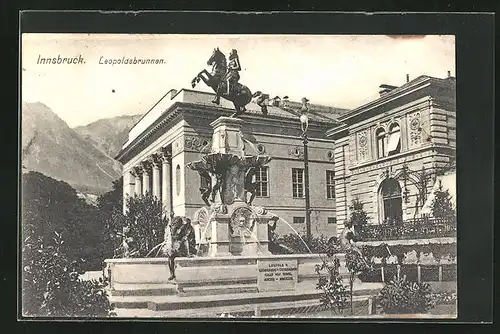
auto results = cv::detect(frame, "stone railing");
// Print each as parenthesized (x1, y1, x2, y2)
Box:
(358, 263, 457, 283)
(358, 216, 456, 242)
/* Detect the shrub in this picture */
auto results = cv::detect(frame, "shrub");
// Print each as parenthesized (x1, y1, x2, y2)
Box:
(315, 256, 349, 314)
(273, 233, 341, 255)
(348, 198, 369, 235)
(431, 181, 455, 218)
(358, 264, 383, 282)
(22, 171, 113, 271)
(22, 228, 115, 317)
(431, 291, 457, 305)
(378, 275, 435, 314)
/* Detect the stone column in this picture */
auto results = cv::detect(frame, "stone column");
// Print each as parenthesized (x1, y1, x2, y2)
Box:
(122, 172, 128, 215)
(151, 153, 162, 200)
(161, 148, 172, 214)
(132, 166, 143, 197)
(123, 170, 135, 214)
(141, 160, 152, 196)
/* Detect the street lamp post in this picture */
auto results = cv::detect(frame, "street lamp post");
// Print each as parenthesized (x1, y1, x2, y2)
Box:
(300, 109, 312, 242)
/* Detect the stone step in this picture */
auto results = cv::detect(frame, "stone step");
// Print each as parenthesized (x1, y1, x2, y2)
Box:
(112, 294, 371, 318)
(108, 280, 384, 310)
(147, 284, 383, 311)
(178, 283, 258, 297)
(109, 295, 153, 309)
(109, 283, 178, 297)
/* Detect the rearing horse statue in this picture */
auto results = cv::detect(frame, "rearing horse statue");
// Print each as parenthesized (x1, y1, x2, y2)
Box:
(191, 48, 260, 117)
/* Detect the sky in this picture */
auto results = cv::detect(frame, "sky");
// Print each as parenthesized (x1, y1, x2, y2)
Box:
(21, 34, 455, 128)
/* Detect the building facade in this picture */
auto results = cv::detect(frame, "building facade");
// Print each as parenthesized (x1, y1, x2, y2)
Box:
(116, 74, 456, 238)
(115, 89, 347, 237)
(326, 75, 456, 233)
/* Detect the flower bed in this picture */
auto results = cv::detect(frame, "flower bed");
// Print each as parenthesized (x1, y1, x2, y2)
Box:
(431, 291, 457, 305)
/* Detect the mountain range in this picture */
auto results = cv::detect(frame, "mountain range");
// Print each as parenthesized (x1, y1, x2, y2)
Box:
(74, 114, 143, 159)
(22, 102, 142, 195)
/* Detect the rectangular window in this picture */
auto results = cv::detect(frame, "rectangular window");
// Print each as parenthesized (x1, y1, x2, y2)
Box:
(326, 171, 335, 199)
(328, 217, 337, 225)
(255, 166, 269, 197)
(293, 217, 305, 224)
(292, 168, 304, 198)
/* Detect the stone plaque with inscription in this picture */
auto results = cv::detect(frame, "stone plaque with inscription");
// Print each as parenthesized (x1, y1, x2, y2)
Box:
(257, 259, 298, 292)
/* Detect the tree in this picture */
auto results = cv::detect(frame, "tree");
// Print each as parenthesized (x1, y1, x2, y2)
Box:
(108, 194, 167, 258)
(97, 177, 123, 215)
(22, 171, 106, 271)
(96, 178, 168, 258)
(22, 224, 114, 317)
(349, 198, 369, 235)
(431, 181, 455, 218)
(96, 177, 126, 259)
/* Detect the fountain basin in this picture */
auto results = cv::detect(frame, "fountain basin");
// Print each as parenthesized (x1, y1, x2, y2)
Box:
(105, 254, 350, 296)
(106, 253, 350, 300)
(104, 258, 173, 287)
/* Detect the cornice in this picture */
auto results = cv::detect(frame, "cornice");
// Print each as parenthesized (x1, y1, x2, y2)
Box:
(118, 101, 338, 163)
(349, 143, 455, 173)
(325, 123, 349, 138)
(338, 76, 433, 123)
(115, 103, 183, 163)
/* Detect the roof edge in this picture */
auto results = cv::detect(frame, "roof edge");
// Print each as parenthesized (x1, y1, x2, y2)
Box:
(338, 75, 433, 122)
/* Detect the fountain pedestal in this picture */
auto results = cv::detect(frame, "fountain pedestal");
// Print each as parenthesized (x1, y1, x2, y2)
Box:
(208, 117, 246, 205)
(210, 116, 245, 157)
(189, 116, 274, 257)
(208, 202, 273, 257)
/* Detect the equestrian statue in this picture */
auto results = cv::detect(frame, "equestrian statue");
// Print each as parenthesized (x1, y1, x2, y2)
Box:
(191, 47, 266, 117)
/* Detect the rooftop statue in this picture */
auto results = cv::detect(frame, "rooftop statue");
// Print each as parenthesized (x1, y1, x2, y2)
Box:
(191, 48, 267, 117)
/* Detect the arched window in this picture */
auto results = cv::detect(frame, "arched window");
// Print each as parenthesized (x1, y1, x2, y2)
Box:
(175, 165, 181, 196)
(378, 178, 403, 223)
(387, 123, 401, 156)
(376, 128, 386, 158)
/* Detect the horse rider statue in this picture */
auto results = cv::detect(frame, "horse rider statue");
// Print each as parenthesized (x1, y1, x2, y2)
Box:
(191, 47, 264, 117)
(227, 50, 242, 94)
(213, 49, 242, 105)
